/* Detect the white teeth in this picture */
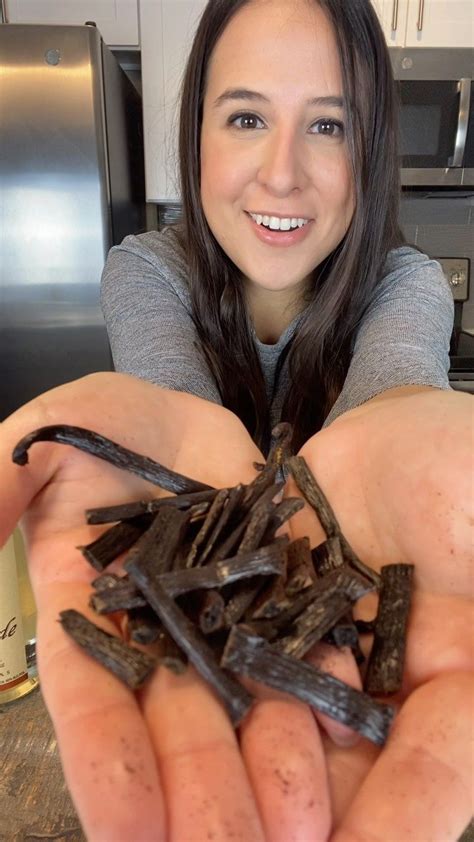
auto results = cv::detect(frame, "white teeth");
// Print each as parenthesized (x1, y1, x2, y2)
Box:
(249, 212, 309, 230)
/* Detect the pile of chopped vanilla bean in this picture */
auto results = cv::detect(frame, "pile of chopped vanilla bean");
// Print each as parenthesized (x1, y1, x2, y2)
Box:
(13, 423, 414, 746)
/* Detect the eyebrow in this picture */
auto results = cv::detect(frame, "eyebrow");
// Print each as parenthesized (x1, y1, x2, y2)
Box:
(212, 88, 344, 109)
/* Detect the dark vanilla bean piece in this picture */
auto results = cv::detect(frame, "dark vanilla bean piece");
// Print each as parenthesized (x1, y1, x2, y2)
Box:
(13, 424, 213, 494)
(128, 607, 162, 645)
(90, 577, 146, 614)
(86, 490, 218, 525)
(286, 537, 317, 596)
(157, 542, 287, 598)
(263, 497, 305, 542)
(91, 572, 122, 590)
(274, 567, 375, 659)
(248, 576, 290, 620)
(287, 456, 380, 588)
(126, 506, 190, 577)
(78, 517, 151, 572)
(125, 558, 253, 725)
(196, 591, 226, 634)
(312, 536, 345, 576)
(365, 563, 414, 696)
(266, 422, 293, 468)
(59, 609, 157, 689)
(222, 626, 394, 745)
(186, 489, 230, 567)
(198, 485, 246, 565)
(312, 535, 362, 659)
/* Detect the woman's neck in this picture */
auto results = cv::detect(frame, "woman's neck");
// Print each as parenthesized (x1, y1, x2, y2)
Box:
(245, 281, 308, 345)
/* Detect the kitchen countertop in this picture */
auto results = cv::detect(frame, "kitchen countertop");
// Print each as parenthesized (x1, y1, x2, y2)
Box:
(1, 685, 473, 842)
(0, 685, 85, 841)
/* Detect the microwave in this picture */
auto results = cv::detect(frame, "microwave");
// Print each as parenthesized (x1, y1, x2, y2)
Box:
(390, 48, 473, 188)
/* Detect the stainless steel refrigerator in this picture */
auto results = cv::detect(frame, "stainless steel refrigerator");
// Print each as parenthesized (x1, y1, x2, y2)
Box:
(0, 23, 146, 420)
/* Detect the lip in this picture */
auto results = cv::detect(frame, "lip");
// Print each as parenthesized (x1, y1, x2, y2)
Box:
(245, 212, 313, 247)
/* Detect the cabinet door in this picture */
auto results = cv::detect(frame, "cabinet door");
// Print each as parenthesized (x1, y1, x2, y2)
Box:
(405, 0, 474, 48)
(5, 0, 139, 46)
(140, 0, 207, 203)
(371, 0, 409, 46)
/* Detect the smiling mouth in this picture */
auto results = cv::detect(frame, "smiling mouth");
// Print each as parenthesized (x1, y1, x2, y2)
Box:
(247, 212, 311, 231)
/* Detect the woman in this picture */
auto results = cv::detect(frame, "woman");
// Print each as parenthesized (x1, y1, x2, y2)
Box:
(1, 1, 472, 840)
(101, 0, 452, 454)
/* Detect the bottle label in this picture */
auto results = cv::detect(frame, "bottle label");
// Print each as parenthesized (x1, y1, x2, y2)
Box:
(0, 537, 28, 692)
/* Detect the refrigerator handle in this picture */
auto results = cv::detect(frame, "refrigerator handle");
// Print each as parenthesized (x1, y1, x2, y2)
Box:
(1, 0, 9, 23)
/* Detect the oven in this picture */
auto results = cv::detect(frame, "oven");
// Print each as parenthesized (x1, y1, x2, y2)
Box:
(390, 48, 473, 188)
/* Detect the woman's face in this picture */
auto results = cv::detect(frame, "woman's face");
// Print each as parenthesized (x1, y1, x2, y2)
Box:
(200, 0, 356, 299)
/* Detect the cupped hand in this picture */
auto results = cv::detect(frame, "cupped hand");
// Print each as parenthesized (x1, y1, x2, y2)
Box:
(0, 373, 330, 842)
(285, 388, 474, 842)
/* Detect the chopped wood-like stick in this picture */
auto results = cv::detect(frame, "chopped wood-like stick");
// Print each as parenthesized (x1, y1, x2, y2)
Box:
(222, 625, 394, 745)
(246, 583, 325, 641)
(275, 591, 353, 659)
(312, 535, 345, 576)
(125, 506, 190, 577)
(13, 425, 213, 494)
(266, 422, 293, 468)
(223, 577, 268, 628)
(196, 591, 226, 634)
(274, 567, 375, 659)
(242, 465, 279, 511)
(238, 491, 280, 554)
(186, 489, 230, 568)
(128, 607, 162, 645)
(287, 456, 380, 588)
(248, 576, 290, 620)
(91, 572, 122, 590)
(90, 577, 146, 614)
(364, 563, 414, 696)
(198, 485, 246, 565)
(263, 497, 305, 542)
(78, 518, 150, 572)
(86, 490, 218, 525)
(286, 537, 317, 595)
(157, 542, 287, 597)
(59, 609, 157, 689)
(126, 559, 253, 726)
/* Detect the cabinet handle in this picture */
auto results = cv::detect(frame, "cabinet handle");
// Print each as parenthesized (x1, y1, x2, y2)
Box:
(391, 0, 399, 31)
(1, 0, 9, 24)
(450, 79, 471, 168)
(417, 0, 425, 31)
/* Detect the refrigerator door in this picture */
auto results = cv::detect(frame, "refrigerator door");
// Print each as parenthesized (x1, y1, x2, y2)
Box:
(0, 24, 115, 420)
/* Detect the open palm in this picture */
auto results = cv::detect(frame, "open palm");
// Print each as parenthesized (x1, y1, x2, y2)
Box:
(1, 374, 472, 841)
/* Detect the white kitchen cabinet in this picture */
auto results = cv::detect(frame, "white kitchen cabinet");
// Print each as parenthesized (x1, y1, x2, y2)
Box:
(372, 0, 473, 48)
(405, 0, 473, 48)
(4, 0, 139, 46)
(371, 0, 409, 46)
(140, 0, 207, 203)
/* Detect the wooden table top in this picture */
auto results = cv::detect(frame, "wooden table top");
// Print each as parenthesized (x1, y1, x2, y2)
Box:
(0, 685, 85, 841)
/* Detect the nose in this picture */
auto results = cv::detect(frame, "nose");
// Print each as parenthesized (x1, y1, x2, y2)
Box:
(256, 128, 306, 197)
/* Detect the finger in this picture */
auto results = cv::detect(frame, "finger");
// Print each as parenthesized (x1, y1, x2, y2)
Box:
(305, 642, 362, 748)
(140, 664, 265, 842)
(36, 579, 166, 842)
(331, 672, 474, 842)
(239, 679, 331, 842)
(322, 732, 380, 826)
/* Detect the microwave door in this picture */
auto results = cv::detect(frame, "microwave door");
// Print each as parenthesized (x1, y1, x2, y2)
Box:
(399, 79, 472, 187)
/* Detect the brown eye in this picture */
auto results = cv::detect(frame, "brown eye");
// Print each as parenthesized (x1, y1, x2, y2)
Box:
(229, 113, 265, 130)
(310, 119, 344, 137)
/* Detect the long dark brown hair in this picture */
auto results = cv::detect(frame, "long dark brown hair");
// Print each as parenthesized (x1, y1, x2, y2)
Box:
(178, 0, 404, 454)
